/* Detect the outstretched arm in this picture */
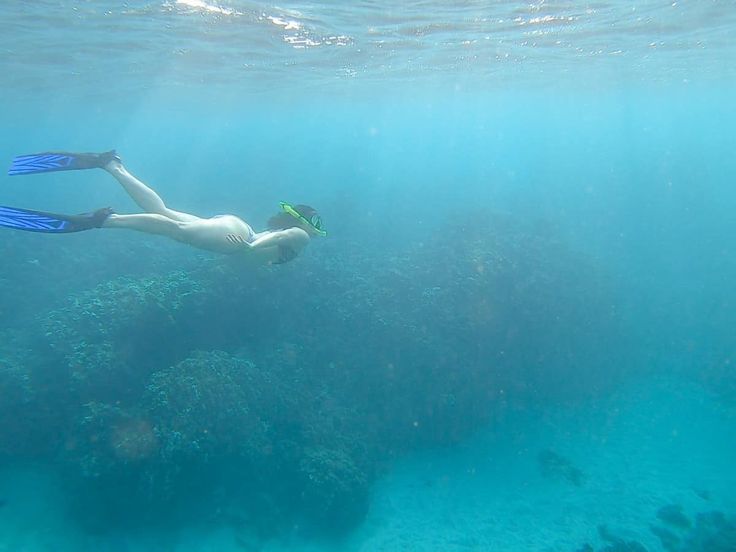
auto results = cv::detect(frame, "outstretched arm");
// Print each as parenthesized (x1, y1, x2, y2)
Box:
(227, 227, 310, 264)
(227, 227, 309, 250)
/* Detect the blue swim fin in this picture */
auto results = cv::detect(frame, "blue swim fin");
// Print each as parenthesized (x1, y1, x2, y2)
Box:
(0, 205, 113, 233)
(8, 150, 118, 176)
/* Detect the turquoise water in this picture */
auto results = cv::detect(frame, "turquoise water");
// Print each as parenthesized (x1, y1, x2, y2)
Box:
(1, 1, 736, 550)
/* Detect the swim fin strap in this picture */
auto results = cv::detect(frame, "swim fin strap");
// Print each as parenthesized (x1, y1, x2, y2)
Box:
(0, 205, 113, 233)
(8, 150, 117, 176)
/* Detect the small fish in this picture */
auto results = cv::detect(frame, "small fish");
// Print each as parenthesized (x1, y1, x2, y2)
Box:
(693, 488, 711, 501)
(538, 449, 585, 486)
(0, 498, 7, 508)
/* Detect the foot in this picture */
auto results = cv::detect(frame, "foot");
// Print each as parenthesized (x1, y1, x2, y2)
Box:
(69, 207, 115, 230)
(91, 207, 115, 227)
(101, 150, 123, 172)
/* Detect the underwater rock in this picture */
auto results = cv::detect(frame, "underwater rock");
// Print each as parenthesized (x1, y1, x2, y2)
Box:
(657, 504, 692, 529)
(538, 449, 585, 486)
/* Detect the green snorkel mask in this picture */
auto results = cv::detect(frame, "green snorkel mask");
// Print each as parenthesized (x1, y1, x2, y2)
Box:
(280, 201, 327, 236)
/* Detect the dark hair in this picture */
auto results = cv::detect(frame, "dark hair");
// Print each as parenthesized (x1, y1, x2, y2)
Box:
(267, 204, 319, 230)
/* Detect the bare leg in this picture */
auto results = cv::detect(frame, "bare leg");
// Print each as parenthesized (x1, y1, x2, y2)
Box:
(103, 213, 189, 242)
(103, 213, 252, 254)
(98, 156, 254, 254)
(104, 159, 201, 223)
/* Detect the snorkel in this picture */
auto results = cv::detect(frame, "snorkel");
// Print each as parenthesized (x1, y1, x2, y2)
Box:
(280, 202, 327, 236)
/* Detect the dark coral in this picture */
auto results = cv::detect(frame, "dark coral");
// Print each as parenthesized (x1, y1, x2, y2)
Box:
(145, 351, 274, 465)
(59, 349, 371, 534)
(297, 446, 369, 530)
(40, 271, 208, 403)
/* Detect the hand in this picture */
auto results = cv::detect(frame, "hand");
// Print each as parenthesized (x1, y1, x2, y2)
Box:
(226, 234, 250, 246)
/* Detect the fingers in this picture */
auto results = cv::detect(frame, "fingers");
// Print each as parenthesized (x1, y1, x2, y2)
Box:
(226, 234, 248, 244)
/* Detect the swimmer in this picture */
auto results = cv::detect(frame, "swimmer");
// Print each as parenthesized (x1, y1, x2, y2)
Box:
(1, 151, 325, 265)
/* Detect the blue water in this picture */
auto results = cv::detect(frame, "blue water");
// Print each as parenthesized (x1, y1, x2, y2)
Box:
(1, 1, 736, 551)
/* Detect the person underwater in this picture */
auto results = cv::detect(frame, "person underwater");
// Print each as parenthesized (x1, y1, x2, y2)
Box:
(1, 151, 325, 265)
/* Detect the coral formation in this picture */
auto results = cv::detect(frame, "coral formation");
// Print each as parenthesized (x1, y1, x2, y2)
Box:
(1, 212, 625, 535)
(40, 271, 207, 403)
(298, 446, 369, 529)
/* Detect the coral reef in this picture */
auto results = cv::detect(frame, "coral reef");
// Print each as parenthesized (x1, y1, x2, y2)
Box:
(39, 271, 207, 403)
(145, 351, 272, 464)
(1, 211, 625, 535)
(60, 350, 371, 533)
(297, 446, 369, 530)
